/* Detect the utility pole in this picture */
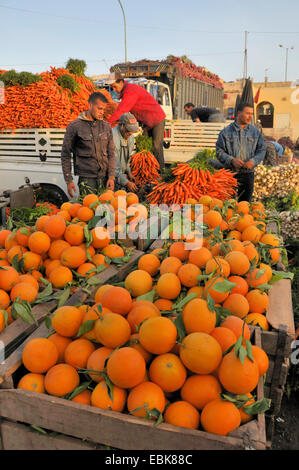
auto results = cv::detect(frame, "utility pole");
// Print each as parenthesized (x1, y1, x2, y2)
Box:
(279, 44, 294, 82)
(117, 0, 127, 63)
(243, 31, 248, 86)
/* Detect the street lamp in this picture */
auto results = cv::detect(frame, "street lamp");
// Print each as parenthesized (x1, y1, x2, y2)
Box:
(117, 0, 127, 63)
(279, 45, 295, 82)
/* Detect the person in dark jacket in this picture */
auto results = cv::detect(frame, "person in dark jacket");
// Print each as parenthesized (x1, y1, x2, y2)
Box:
(184, 103, 225, 123)
(61, 92, 116, 197)
(215, 102, 266, 202)
(108, 77, 166, 169)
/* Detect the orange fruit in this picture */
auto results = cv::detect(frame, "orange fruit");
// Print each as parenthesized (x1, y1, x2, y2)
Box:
(48, 240, 70, 260)
(44, 363, 80, 397)
(17, 274, 39, 292)
(201, 398, 241, 436)
(77, 206, 94, 222)
(238, 200, 250, 215)
(225, 251, 250, 276)
(205, 257, 230, 278)
(64, 224, 85, 246)
(223, 293, 250, 319)
(220, 316, 250, 343)
(139, 317, 177, 355)
(228, 230, 242, 241)
(251, 345, 269, 376)
(164, 401, 200, 429)
(156, 273, 181, 300)
(64, 338, 95, 369)
(102, 244, 124, 259)
(48, 333, 72, 363)
(177, 263, 202, 288)
(94, 284, 113, 304)
(10, 282, 38, 303)
(218, 351, 259, 394)
(83, 193, 99, 208)
(128, 333, 152, 364)
(188, 247, 212, 269)
(71, 389, 92, 405)
(127, 301, 161, 334)
(44, 215, 66, 239)
(22, 337, 58, 373)
(7, 245, 27, 264)
(77, 262, 96, 278)
(181, 374, 222, 410)
(0, 266, 19, 291)
(242, 241, 259, 264)
(154, 298, 173, 311)
(149, 353, 187, 392)
(205, 210, 222, 229)
(61, 246, 86, 269)
(91, 227, 110, 249)
(17, 373, 45, 393)
(106, 347, 146, 389)
(269, 248, 280, 264)
(28, 231, 51, 254)
(239, 393, 255, 423)
(187, 286, 204, 299)
(49, 265, 73, 288)
(228, 276, 249, 296)
(4, 233, 18, 251)
(222, 239, 245, 254)
(124, 270, 153, 297)
(180, 332, 222, 374)
(259, 263, 272, 283)
(94, 313, 131, 348)
(23, 251, 42, 272)
(260, 233, 280, 247)
(241, 225, 262, 244)
(56, 210, 71, 222)
(210, 327, 237, 353)
(35, 215, 50, 232)
(169, 241, 190, 261)
(246, 268, 268, 288)
(91, 380, 127, 412)
(246, 289, 269, 314)
(45, 259, 62, 278)
(138, 254, 160, 276)
(182, 298, 216, 334)
(0, 230, 12, 247)
(86, 347, 113, 383)
(234, 214, 254, 232)
(0, 289, 10, 309)
(160, 256, 182, 275)
(69, 203, 82, 218)
(51, 306, 83, 337)
(101, 286, 132, 316)
(203, 276, 230, 304)
(127, 381, 165, 418)
(245, 313, 269, 331)
(92, 253, 109, 269)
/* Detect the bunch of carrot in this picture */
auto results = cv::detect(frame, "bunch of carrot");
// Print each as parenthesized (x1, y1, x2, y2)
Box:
(172, 163, 238, 200)
(146, 163, 238, 205)
(130, 151, 160, 186)
(0, 67, 117, 131)
(147, 180, 201, 205)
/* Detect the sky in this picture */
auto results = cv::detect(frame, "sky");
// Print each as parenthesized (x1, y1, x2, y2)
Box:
(1, 0, 299, 83)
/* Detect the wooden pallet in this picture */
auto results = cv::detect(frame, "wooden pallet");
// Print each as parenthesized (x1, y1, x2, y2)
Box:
(0, 328, 267, 451)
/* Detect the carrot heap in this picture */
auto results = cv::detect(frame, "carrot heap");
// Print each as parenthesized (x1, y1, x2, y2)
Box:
(130, 151, 160, 186)
(172, 163, 238, 200)
(0, 67, 117, 131)
(147, 163, 238, 205)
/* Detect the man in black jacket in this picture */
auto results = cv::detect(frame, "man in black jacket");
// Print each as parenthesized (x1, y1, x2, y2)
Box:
(61, 92, 116, 197)
(184, 103, 225, 123)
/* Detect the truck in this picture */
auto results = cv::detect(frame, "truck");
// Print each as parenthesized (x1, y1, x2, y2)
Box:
(0, 59, 228, 202)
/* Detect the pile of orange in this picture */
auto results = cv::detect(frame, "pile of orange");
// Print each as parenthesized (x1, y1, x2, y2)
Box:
(0, 190, 149, 332)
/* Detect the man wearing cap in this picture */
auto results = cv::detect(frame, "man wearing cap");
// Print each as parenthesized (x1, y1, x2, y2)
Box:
(107, 74, 166, 170)
(113, 113, 139, 192)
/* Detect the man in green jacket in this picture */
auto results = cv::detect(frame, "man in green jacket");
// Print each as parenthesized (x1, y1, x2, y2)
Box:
(112, 113, 139, 192)
(61, 92, 116, 197)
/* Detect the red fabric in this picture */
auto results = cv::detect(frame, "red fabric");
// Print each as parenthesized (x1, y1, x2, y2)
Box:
(109, 83, 166, 129)
(254, 87, 261, 104)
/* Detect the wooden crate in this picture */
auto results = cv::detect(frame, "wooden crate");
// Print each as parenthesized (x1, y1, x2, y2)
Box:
(135, 214, 170, 252)
(261, 279, 295, 442)
(0, 325, 267, 450)
(0, 249, 144, 383)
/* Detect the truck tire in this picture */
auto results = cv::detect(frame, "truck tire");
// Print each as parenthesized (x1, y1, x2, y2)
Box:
(34, 184, 68, 207)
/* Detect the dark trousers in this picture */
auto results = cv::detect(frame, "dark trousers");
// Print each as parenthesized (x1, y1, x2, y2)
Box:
(144, 120, 165, 170)
(236, 172, 255, 202)
(78, 177, 107, 196)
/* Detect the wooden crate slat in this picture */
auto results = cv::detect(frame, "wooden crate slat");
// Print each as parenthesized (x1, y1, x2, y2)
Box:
(0, 420, 105, 450)
(0, 390, 265, 450)
(266, 279, 295, 336)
